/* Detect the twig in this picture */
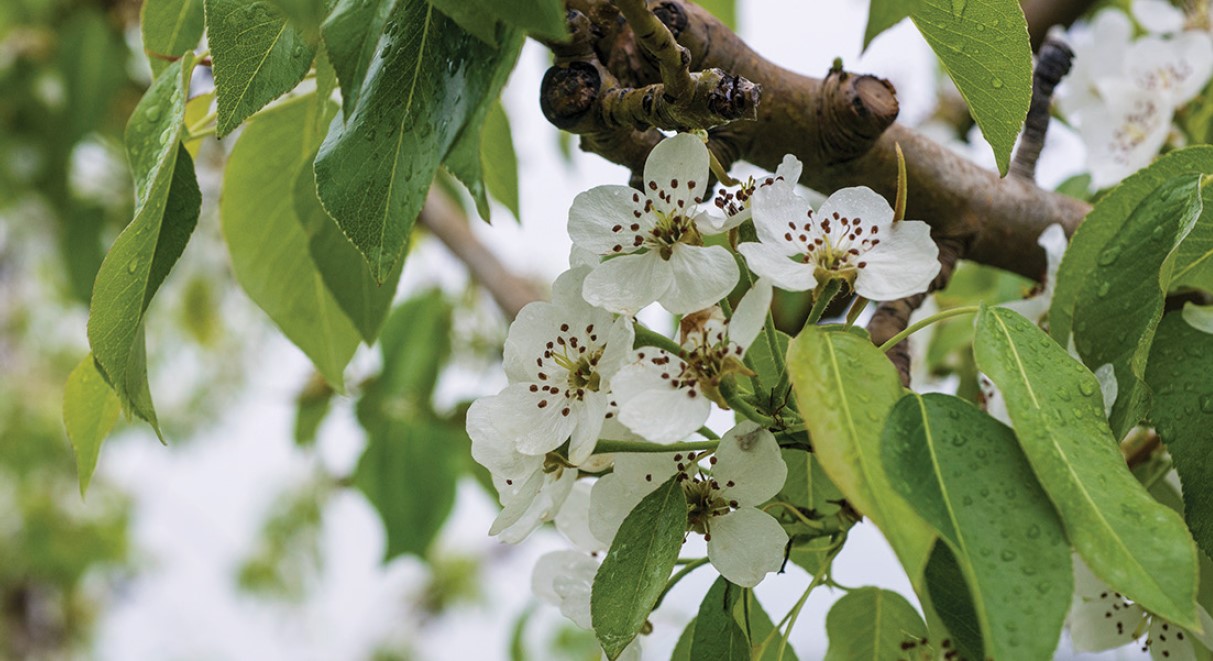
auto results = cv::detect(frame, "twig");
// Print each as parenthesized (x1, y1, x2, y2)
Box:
(1010, 38, 1075, 181)
(417, 190, 544, 320)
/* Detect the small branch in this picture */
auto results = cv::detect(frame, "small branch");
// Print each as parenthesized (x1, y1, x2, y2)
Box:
(1010, 38, 1074, 181)
(866, 238, 964, 386)
(613, 0, 695, 99)
(418, 190, 544, 320)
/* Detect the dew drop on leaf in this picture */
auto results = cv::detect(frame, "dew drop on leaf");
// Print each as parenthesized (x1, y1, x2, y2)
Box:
(992, 77, 1004, 89)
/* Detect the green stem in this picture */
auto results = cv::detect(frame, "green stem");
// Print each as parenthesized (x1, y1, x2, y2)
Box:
(877, 306, 980, 353)
(806, 280, 843, 326)
(633, 322, 682, 355)
(696, 426, 720, 440)
(845, 296, 870, 328)
(720, 378, 776, 427)
(654, 557, 710, 610)
(594, 439, 718, 454)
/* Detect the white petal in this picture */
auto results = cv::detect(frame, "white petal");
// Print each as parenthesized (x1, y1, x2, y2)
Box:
(569, 185, 650, 255)
(532, 550, 592, 603)
(729, 279, 773, 351)
(853, 219, 940, 301)
(493, 468, 578, 543)
(613, 360, 712, 443)
(570, 245, 601, 269)
(706, 508, 788, 588)
(555, 481, 607, 552)
(583, 252, 673, 315)
(816, 186, 896, 243)
(751, 183, 815, 247)
(597, 316, 637, 381)
(715, 421, 787, 506)
(589, 452, 679, 545)
(1038, 223, 1069, 299)
(1182, 302, 1213, 334)
(469, 386, 577, 459)
(661, 244, 740, 314)
(1188, 606, 1213, 650)
(643, 133, 710, 215)
(1069, 557, 1148, 652)
(1148, 616, 1198, 661)
(1133, 0, 1186, 34)
(550, 266, 594, 310)
(1126, 34, 1213, 106)
(503, 301, 559, 382)
(469, 397, 545, 481)
(1081, 83, 1174, 189)
(569, 391, 608, 465)
(738, 242, 817, 292)
(1058, 9, 1133, 120)
(552, 559, 598, 630)
(979, 375, 1012, 426)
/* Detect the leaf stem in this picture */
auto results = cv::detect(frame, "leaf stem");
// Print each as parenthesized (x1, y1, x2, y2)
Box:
(720, 378, 776, 427)
(633, 322, 682, 355)
(877, 305, 980, 353)
(594, 439, 719, 454)
(806, 280, 842, 326)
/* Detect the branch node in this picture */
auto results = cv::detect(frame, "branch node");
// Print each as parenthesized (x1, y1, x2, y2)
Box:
(817, 68, 900, 164)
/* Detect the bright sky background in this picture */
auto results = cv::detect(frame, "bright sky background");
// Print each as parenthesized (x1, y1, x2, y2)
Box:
(87, 1, 1122, 659)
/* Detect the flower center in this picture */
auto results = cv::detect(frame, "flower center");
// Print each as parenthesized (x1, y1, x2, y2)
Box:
(648, 209, 702, 259)
(781, 209, 881, 287)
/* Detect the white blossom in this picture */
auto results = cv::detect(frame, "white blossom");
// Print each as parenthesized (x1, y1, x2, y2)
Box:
(589, 422, 789, 587)
(703, 155, 803, 233)
(740, 178, 940, 300)
(1069, 558, 1213, 659)
(568, 133, 740, 315)
(1002, 223, 1068, 325)
(531, 550, 643, 660)
(1057, 9, 1135, 121)
(611, 280, 773, 443)
(1080, 82, 1176, 190)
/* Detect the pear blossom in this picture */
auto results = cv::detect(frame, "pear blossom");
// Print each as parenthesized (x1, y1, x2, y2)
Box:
(531, 550, 642, 660)
(589, 422, 789, 587)
(1132, 0, 1189, 35)
(1079, 82, 1176, 190)
(1003, 223, 1068, 325)
(1057, 9, 1135, 120)
(739, 178, 940, 300)
(568, 133, 739, 315)
(467, 268, 634, 466)
(1125, 33, 1213, 107)
(703, 155, 802, 233)
(611, 280, 773, 443)
(1069, 558, 1213, 659)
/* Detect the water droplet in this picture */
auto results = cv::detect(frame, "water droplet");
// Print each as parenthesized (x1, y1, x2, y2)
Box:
(365, 129, 377, 141)
(145, 104, 162, 122)
(1078, 380, 1096, 397)
(951, 0, 966, 16)
(1097, 282, 1111, 298)
(127, 259, 139, 274)
(992, 77, 1004, 89)
(292, 44, 304, 58)
(1000, 549, 1017, 562)
(1201, 395, 1213, 414)
(1026, 524, 1041, 539)
(158, 127, 173, 145)
(1098, 245, 1122, 266)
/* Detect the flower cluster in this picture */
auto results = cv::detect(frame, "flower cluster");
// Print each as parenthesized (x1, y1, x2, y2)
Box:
(467, 132, 940, 641)
(1058, 0, 1213, 188)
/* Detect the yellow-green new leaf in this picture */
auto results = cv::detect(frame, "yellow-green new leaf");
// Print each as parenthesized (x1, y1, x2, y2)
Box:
(63, 355, 121, 496)
(974, 306, 1200, 628)
(787, 325, 935, 586)
(141, 0, 205, 76)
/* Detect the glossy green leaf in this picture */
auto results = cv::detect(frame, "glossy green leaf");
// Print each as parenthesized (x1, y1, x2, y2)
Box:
(266, 0, 329, 41)
(321, 0, 395, 117)
(671, 617, 696, 661)
(690, 577, 749, 661)
(1172, 179, 1213, 293)
(1052, 147, 1213, 344)
(63, 355, 121, 496)
(910, 0, 1032, 175)
(741, 590, 799, 661)
(1072, 176, 1203, 437)
(221, 94, 361, 389)
(787, 325, 935, 586)
(88, 57, 199, 432)
(205, 0, 316, 136)
(882, 393, 1071, 661)
(429, 0, 499, 45)
(778, 447, 845, 520)
(823, 587, 929, 661)
(294, 160, 401, 342)
(864, 0, 913, 48)
(480, 102, 520, 220)
(376, 290, 452, 399)
(141, 0, 205, 75)
(922, 543, 982, 661)
(591, 475, 688, 660)
(1146, 312, 1213, 562)
(973, 305, 1200, 628)
(314, 0, 520, 281)
(433, 0, 565, 41)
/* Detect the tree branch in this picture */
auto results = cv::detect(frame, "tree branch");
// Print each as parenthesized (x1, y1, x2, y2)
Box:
(541, 0, 1093, 282)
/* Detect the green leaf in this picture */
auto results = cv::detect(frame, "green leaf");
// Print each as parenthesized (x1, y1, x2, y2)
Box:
(690, 577, 749, 661)
(1147, 313, 1213, 562)
(63, 355, 122, 496)
(1173, 179, 1213, 293)
(433, 0, 565, 41)
(864, 0, 913, 49)
(265, 0, 329, 41)
(1051, 146, 1213, 344)
(321, 0, 395, 117)
(671, 617, 696, 661)
(293, 374, 333, 447)
(921, 543, 982, 661)
(786, 325, 935, 586)
(88, 57, 200, 432)
(354, 418, 463, 558)
(910, 0, 1032, 174)
(973, 305, 1200, 628)
(480, 101, 520, 220)
(375, 289, 452, 399)
(428, 0, 499, 45)
(205, 0, 316, 136)
(823, 587, 929, 661)
(591, 475, 688, 660)
(882, 393, 1071, 661)
(314, 0, 521, 281)
(140, 0, 205, 76)
(295, 159, 401, 342)
(741, 590, 799, 661)
(221, 94, 361, 389)
(1069, 176, 1204, 438)
(695, 0, 737, 30)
